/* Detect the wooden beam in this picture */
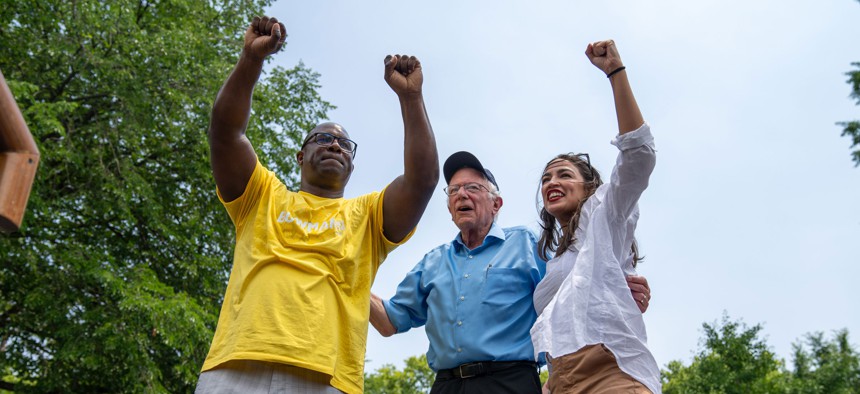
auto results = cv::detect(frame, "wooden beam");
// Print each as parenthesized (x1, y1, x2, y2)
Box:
(0, 69, 40, 234)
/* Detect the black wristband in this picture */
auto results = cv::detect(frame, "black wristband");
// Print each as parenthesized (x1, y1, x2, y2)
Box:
(606, 66, 626, 79)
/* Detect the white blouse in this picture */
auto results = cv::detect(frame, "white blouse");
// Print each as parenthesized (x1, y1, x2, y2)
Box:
(530, 123, 661, 394)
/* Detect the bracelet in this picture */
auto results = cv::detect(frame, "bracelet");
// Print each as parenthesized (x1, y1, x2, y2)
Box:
(606, 66, 626, 79)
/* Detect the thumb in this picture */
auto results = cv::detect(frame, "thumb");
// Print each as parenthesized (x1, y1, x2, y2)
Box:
(384, 55, 397, 69)
(383, 55, 397, 78)
(268, 23, 282, 50)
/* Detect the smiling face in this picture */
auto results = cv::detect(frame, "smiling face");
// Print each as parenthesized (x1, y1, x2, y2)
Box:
(297, 122, 355, 194)
(447, 168, 501, 235)
(541, 158, 589, 224)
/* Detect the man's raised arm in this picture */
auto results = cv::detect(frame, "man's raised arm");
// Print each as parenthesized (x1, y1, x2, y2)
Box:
(380, 55, 439, 242)
(209, 16, 286, 201)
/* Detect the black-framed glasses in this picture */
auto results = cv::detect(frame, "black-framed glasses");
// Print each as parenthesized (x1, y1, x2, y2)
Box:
(301, 133, 358, 156)
(443, 182, 491, 196)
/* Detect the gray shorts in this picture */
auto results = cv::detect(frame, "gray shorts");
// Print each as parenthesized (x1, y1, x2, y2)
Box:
(195, 360, 344, 394)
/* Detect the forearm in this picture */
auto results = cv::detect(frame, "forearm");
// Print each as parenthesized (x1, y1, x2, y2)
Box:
(369, 293, 397, 337)
(379, 93, 439, 241)
(608, 70, 645, 135)
(607, 126, 656, 220)
(207, 53, 265, 200)
(399, 93, 439, 191)
(208, 54, 265, 141)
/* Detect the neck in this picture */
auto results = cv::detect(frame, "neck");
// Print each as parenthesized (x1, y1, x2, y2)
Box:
(460, 225, 491, 250)
(299, 180, 344, 199)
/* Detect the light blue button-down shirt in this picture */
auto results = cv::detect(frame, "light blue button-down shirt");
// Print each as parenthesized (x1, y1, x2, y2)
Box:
(383, 224, 546, 371)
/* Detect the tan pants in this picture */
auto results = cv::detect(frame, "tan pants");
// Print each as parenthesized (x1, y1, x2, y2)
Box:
(547, 344, 652, 394)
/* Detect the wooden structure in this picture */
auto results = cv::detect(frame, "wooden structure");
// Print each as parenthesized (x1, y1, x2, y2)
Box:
(0, 70, 40, 234)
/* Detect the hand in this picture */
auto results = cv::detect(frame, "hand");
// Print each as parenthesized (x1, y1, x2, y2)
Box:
(384, 54, 423, 97)
(585, 40, 624, 76)
(627, 275, 651, 313)
(243, 16, 287, 62)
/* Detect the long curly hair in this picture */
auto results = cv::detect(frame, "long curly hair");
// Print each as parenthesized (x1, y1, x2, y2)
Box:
(536, 153, 642, 265)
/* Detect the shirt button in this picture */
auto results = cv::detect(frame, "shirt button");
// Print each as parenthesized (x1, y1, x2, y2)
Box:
(457, 321, 463, 326)
(468, 255, 474, 259)
(457, 348, 462, 353)
(459, 296, 465, 301)
(464, 274, 470, 278)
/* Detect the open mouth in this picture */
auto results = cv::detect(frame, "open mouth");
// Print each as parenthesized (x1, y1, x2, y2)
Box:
(546, 190, 564, 203)
(457, 206, 473, 212)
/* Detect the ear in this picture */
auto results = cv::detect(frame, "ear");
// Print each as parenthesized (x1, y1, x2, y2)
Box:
(492, 196, 503, 214)
(296, 150, 304, 165)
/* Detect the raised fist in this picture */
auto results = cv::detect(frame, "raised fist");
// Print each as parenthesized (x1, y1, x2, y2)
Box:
(585, 40, 624, 76)
(243, 16, 287, 61)
(384, 54, 423, 97)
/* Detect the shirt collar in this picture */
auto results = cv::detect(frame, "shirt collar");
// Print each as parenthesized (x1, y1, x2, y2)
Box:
(452, 222, 506, 251)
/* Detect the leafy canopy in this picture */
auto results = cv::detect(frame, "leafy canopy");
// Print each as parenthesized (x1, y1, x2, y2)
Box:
(662, 314, 860, 394)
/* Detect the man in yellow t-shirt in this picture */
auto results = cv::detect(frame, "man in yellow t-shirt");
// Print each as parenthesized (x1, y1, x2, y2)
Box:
(195, 16, 439, 394)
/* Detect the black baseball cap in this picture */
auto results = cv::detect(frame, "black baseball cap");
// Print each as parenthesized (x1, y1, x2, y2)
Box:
(443, 151, 499, 190)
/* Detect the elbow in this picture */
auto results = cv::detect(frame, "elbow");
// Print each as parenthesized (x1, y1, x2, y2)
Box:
(371, 319, 398, 337)
(423, 168, 441, 194)
(380, 326, 397, 337)
(417, 165, 440, 194)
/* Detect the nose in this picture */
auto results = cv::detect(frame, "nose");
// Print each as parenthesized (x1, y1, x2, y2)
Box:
(326, 140, 344, 153)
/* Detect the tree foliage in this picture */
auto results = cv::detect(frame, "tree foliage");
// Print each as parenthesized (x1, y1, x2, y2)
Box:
(662, 315, 785, 394)
(364, 355, 435, 394)
(0, 0, 333, 392)
(788, 329, 860, 394)
(662, 315, 860, 394)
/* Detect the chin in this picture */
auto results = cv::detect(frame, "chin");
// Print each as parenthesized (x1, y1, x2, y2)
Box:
(546, 208, 569, 223)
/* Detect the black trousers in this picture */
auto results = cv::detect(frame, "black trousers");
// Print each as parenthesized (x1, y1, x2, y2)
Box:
(430, 363, 542, 394)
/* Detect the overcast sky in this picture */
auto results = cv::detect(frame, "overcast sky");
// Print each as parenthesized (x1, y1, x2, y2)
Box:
(263, 0, 860, 373)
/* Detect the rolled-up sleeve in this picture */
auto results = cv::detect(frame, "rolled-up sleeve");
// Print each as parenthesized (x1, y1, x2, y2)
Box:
(383, 261, 430, 333)
(607, 123, 657, 221)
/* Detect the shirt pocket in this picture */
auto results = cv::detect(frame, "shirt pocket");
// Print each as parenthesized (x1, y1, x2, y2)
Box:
(481, 267, 532, 306)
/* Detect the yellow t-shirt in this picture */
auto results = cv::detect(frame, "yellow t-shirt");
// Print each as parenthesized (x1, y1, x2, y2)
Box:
(202, 161, 412, 394)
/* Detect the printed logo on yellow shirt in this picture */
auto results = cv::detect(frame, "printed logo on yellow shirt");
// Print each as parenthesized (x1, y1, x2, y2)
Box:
(277, 210, 345, 235)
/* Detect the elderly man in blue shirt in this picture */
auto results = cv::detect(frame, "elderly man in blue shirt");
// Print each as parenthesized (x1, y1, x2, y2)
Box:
(370, 151, 651, 394)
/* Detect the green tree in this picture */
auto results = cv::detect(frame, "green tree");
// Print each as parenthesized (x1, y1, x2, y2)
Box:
(787, 329, 860, 393)
(661, 315, 787, 394)
(0, 1, 333, 392)
(364, 355, 435, 394)
(838, 0, 860, 166)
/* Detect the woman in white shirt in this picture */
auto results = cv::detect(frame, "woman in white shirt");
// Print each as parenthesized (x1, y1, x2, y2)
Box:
(530, 40, 661, 393)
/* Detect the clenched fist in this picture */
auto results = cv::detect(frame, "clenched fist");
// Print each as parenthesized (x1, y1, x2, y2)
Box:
(384, 54, 423, 97)
(586, 40, 624, 77)
(243, 16, 287, 62)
